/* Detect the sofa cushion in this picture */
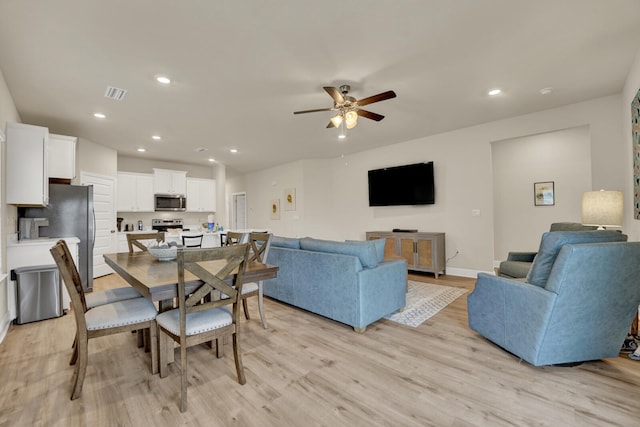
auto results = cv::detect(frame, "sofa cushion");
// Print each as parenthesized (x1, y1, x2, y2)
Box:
(498, 261, 532, 279)
(346, 238, 386, 264)
(526, 231, 627, 288)
(300, 238, 379, 268)
(271, 236, 301, 249)
(549, 222, 598, 231)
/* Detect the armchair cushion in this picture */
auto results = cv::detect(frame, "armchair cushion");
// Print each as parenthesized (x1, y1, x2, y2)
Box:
(525, 231, 627, 287)
(498, 261, 533, 279)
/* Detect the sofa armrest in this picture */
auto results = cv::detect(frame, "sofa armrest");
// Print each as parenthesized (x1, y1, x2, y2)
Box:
(356, 259, 407, 328)
(468, 273, 556, 363)
(506, 251, 537, 262)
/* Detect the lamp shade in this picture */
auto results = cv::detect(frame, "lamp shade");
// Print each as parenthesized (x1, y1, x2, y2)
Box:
(581, 190, 623, 229)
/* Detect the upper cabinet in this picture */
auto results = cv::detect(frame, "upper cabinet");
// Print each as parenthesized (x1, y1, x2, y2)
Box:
(117, 172, 154, 212)
(6, 122, 49, 205)
(186, 178, 216, 212)
(153, 168, 187, 195)
(48, 133, 77, 180)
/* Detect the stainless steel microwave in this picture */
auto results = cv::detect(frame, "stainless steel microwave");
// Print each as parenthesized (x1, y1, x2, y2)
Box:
(154, 194, 187, 211)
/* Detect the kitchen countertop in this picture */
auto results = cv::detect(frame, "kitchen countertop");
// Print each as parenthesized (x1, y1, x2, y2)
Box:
(7, 235, 80, 246)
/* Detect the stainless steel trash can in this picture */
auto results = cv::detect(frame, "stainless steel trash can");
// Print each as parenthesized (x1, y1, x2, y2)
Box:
(12, 264, 62, 324)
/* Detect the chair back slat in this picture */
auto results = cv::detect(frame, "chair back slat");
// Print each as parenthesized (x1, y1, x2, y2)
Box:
(176, 245, 250, 317)
(182, 234, 203, 248)
(224, 231, 244, 246)
(248, 232, 272, 263)
(127, 232, 165, 253)
(50, 240, 88, 312)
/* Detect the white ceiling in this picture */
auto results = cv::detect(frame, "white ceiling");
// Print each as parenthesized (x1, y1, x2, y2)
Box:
(1, 1, 639, 173)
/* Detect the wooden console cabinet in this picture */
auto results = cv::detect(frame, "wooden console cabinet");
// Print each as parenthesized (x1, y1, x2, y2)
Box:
(366, 231, 446, 278)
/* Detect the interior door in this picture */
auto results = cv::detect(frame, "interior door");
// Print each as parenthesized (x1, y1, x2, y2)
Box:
(232, 192, 247, 229)
(81, 172, 116, 277)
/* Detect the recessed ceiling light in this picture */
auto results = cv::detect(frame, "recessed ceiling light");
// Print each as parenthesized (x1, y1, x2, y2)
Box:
(137, 148, 146, 152)
(151, 135, 161, 140)
(208, 158, 215, 162)
(338, 134, 346, 140)
(539, 87, 553, 95)
(93, 112, 106, 119)
(230, 149, 238, 153)
(156, 75, 171, 84)
(488, 89, 502, 96)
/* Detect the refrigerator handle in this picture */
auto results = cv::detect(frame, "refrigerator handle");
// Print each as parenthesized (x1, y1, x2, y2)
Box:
(87, 190, 96, 250)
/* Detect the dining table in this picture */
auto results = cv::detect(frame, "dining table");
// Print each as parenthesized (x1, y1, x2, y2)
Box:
(104, 250, 279, 311)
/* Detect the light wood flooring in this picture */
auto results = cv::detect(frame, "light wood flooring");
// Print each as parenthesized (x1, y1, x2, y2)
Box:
(1, 273, 640, 426)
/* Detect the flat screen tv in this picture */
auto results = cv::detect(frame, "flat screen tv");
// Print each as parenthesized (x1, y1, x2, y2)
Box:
(368, 162, 435, 206)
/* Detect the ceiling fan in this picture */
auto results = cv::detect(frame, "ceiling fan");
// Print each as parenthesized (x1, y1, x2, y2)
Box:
(294, 85, 396, 129)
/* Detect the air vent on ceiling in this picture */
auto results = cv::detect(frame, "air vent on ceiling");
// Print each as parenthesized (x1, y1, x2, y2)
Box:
(104, 86, 127, 101)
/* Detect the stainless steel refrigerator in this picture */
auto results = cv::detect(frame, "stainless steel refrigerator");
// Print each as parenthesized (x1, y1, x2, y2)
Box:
(19, 184, 95, 292)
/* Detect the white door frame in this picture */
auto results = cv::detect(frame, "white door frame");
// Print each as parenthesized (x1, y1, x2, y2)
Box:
(81, 171, 117, 278)
(231, 192, 247, 230)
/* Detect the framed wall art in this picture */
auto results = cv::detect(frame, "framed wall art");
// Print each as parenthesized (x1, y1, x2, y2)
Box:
(284, 188, 296, 211)
(534, 181, 555, 206)
(631, 87, 640, 219)
(270, 199, 280, 220)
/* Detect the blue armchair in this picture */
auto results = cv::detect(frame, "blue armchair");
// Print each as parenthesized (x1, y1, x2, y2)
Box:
(468, 231, 640, 366)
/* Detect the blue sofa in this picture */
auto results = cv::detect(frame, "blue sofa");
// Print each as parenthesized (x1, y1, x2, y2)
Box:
(264, 236, 407, 332)
(468, 231, 640, 366)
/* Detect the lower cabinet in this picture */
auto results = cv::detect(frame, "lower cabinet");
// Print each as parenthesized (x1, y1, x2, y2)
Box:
(366, 231, 446, 278)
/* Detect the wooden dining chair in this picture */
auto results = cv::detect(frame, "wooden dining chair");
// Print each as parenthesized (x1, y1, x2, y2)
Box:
(224, 231, 245, 246)
(242, 232, 272, 328)
(156, 244, 250, 412)
(224, 232, 272, 328)
(127, 231, 166, 253)
(52, 240, 145, 361)
(50, 240, 158, 400)
(181, 234, 203, 248)
(126, 232, 165, 347)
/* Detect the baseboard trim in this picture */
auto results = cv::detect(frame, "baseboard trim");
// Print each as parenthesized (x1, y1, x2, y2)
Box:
(444, 267, 493, 278)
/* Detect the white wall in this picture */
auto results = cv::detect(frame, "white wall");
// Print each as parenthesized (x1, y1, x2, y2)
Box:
(244, 95, 626, 275)
(622, 47, 640, 242)
(492, 126, 592, 260)
(77, 137, 118, 180)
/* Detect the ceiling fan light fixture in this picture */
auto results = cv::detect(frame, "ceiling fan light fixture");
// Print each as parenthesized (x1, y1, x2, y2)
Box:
(330, 114, 343, 127)
(345, 110, 358, 129)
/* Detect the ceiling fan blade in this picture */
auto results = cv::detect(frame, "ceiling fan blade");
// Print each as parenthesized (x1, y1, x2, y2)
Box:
(326, 121, 336, 128)
(357, 109, 385, 121)
(356, 90, 397, 107)
(323, 86, 345, 104)
(293, 107, 333, 115)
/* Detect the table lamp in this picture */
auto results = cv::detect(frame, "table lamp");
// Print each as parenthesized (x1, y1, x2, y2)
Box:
(581, 190, 623, 230)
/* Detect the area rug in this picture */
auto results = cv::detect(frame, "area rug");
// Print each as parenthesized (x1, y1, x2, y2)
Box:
(384, 280, 468, 327)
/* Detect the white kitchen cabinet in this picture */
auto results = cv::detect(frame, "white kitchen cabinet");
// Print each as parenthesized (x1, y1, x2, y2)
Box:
(186, 178, 216, 212)
(153, 168, 187, 195)
(48, 133, 77, 179)
(117, 172, 154, 212)
(6, 122, 49, 205)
